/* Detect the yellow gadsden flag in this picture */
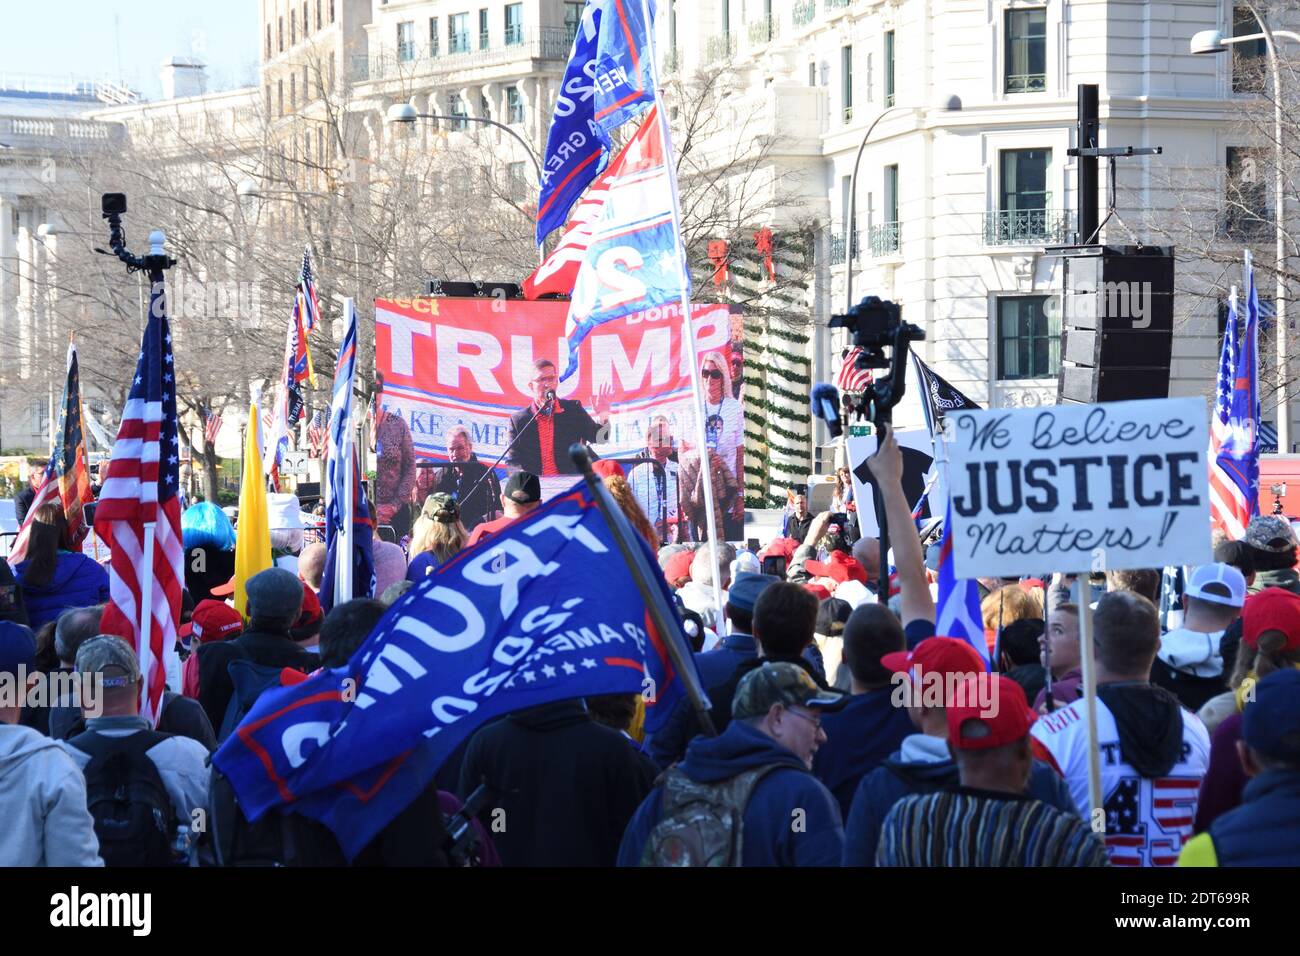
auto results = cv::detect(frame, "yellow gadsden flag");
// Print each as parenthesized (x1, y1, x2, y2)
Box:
(234, 403, 272, 619)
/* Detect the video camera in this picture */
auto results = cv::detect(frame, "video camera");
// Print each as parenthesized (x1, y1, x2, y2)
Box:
(95, 192, 176, 274)
(817, 296, 924, 434)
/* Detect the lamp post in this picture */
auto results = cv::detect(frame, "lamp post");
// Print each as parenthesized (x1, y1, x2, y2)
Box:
(1193, 12, 1300, 452)
(384, 102, 546, 266)
(842, 96, 962, 315)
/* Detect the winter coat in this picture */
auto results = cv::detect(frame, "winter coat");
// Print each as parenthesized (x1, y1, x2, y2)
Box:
(813, 687, 915, 818)
(0, 723, 102, 866)
(458, 700, 657, 866)
(619, 719, 844, 866)
(1197, 771, 1300, 866)
(196, 627, 319, 733)
(12, 552, 109, 631)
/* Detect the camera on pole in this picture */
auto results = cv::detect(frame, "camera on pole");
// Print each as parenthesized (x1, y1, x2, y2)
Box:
(94, 192, 176, 275)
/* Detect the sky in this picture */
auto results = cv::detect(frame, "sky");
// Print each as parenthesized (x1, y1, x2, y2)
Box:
(0, 0, 260, 101)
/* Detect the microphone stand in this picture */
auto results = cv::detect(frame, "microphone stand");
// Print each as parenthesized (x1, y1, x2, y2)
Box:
(461, 391, 556, 504)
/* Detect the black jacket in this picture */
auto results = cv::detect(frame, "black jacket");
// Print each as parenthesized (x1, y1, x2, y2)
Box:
(433, 456, 502, 530)
(506, 399, 602, 476)
(197, 628, 319, 732)
(457, 699, 656, 866)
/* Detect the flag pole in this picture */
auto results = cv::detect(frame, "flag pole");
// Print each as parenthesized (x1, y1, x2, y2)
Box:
(640, 0, 728, 632)
(335, 298, 356, 607)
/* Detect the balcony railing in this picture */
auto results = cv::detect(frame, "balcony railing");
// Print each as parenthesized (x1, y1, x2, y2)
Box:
(505, 25, 524, 46)
(793, 0, 816, 28)
(704, 33, 737, 64)
(748, 15, 778, 46)
(829, 229, 861, 266)
(983, 208, 1072, 246)
(825, 0, 852, 10)
(397, 41, 415, 63)
(1005, 72, 1047, 93)
(480, 29, 490, 51)
(870, 221, 901, 256)
(352, 27, 572, 82)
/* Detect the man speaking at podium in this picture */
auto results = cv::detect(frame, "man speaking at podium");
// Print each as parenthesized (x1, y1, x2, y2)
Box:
(507, 359, 611, 476)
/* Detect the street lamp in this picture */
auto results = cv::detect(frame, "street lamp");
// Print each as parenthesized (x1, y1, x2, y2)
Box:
(384, 102, 545, 266)
(843, 95, 962, 314)
(1193, 9, 1300, 452)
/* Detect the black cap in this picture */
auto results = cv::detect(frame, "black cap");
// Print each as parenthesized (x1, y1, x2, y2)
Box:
(504, 471, 542, 505)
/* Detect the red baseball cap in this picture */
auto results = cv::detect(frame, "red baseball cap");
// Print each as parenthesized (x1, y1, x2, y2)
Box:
(592, 459, 625, 480)
(1243, 587, 1300, 651)
(759, 537, 799, 561)
(805, 551, 867, 585)
(804, 583, 832, 602)
(946, 675, 1038, 750)
(291, 582, 323, 641)
(187, 599, 244, 645)
(665, 549, 695, 586)
(882, 636, 987, 684)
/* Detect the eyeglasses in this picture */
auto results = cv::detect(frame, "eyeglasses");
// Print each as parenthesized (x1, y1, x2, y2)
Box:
(702, 369, 724, 380)
(784, 707, 822, 732)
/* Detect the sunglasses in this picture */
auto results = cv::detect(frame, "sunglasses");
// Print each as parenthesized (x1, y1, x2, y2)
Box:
(702, 369, 724, 380)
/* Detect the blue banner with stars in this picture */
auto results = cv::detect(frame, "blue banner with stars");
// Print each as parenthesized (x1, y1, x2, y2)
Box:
(213, 478, 691, 858)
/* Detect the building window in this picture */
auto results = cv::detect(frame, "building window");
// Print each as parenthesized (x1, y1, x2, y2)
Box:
(451, 12, 469, 54)
(302, 2, 309, 37)
(505, 3, 523, 45)
(316, 0, 323, 31)
(507, 85, 524, 124)
(1225, 146, 1270, 237)
(1004, 7, 1047, 93)
(329, 0, 335, 23)
(290, 74, 296, 109)
(841, 45, 853, 123)
(1001, 148, 1050, 211)
(278, 16, 284, 52)
(479, 8, 490, 50)
(328, 52, 335, 89)
(997, 296, 1059, 380)
(303, 65, 309, 101)
(722, 0, 730, 38)
(290, 9, 297, 46)
(265, 84, 271, 115)
(884, 164, 899, 224)
(884, 30, 895, 107)
(564, 2, 583, 45)
(398, 21, 415, 61)
(450, 94, 469, 131)
(507, 161, 527, 201)
(1232, 4, 1268, 94)
(808, 61, 816, 86)
(278, 79, 284, 116)
(430, 17, 440, 56)
(265, 23, 272, 59)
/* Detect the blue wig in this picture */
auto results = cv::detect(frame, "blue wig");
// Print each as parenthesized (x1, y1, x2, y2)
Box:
(182, 501, 236, 551)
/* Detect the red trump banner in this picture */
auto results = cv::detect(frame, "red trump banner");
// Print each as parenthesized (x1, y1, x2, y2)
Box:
(373, 297, 745, 542)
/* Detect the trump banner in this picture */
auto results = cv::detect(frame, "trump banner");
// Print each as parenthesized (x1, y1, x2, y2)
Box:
(375, 297, 746, 541)
(944, 397, 1212, 578)
(213, 478, 696, 858)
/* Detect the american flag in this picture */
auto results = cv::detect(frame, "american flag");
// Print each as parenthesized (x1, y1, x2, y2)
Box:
(836, 346, 873, 393)
(95, 275, 184, 726)
(1209, 256, 1260, 540)
(8, 342, 94, 563)
(295, 247, 322, 333)
(1103, 776, 1200, 867)
(319, 300, 375, 612)
(307, 408, 327, 458)
(934, 499, 992, 669)
(202, 406, 223, 446)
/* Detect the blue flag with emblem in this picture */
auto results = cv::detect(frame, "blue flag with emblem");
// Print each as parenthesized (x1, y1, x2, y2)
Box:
(212, 478, 693, 858)
(536, 0, 658, 244)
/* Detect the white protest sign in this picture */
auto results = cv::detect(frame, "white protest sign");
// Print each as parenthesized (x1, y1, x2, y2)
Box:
(847, 429, 945, 539)
(945, 397, 1211, 578)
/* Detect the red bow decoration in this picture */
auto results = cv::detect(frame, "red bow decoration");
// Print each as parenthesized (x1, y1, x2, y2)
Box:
(707, 239, 730, 287)
(754, 227, 775, 281)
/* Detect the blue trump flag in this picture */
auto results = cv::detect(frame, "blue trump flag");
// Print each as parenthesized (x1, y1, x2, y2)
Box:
(536, 0, 657, 244)
(560, 104, 689, 380)
(213, 479, 693, 858)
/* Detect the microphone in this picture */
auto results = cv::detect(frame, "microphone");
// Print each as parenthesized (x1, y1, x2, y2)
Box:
(810, 382, 843, 438)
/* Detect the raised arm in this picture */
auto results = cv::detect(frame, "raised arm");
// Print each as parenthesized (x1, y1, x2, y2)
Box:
(867, 426, 934, 624)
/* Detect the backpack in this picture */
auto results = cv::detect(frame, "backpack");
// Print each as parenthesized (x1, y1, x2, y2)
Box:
(70, 729, 178, 867)
(218, 656, 295, 743)
(640, 764, 785, 866)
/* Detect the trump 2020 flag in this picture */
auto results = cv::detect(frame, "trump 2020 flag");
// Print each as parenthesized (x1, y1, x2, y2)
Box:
(1209, 255, 1261, 540)
(536, 0, 657, 244)
(213, 478, 693, 857)
(561, 105, 687, 380)
(935, 500, 991, 668)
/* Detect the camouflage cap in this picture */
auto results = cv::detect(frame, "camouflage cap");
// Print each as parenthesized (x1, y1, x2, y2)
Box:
(731, 661, 848, 720)
(75, 635, 141, 687)
(1245, 514, 1298, 553)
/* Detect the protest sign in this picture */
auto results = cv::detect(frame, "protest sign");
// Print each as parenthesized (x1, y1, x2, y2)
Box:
(945, 397, 1211, 578)
(847, 429, 942, 538)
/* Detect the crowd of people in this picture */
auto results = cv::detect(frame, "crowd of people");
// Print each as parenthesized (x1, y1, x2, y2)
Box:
(1, 425, 1298, 868)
